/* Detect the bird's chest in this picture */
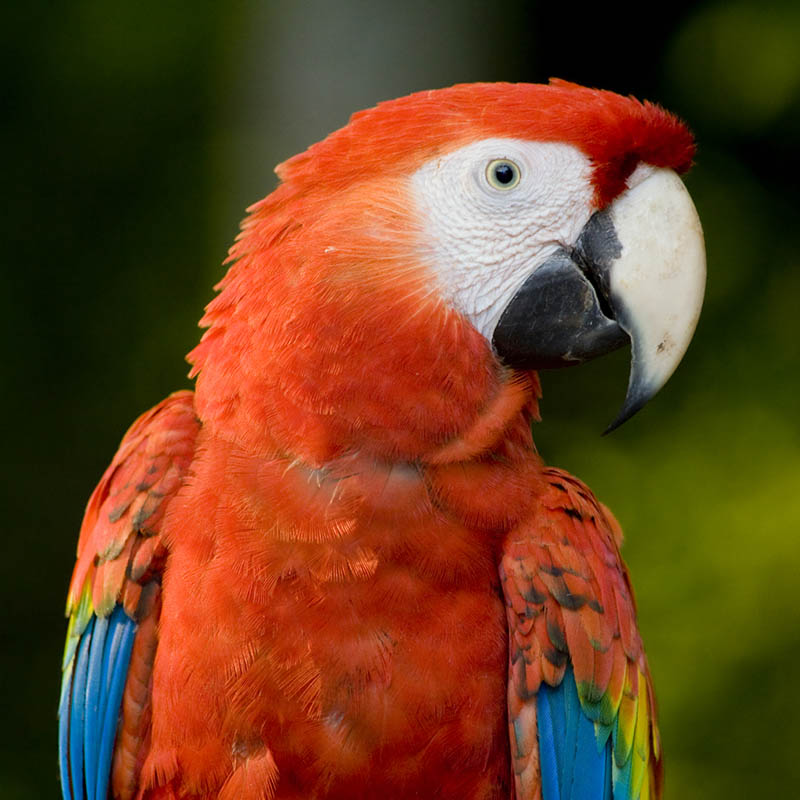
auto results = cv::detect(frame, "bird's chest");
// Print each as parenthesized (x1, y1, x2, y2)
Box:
(152, 452, 514, 797)
(261, 561, 511, 798)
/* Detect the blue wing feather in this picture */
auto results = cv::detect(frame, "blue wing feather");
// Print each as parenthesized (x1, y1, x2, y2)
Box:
(538, 686, 561, 800)
(58, 606, 137, 800)
(59, 661, 74, 800)
(68, 618, 92, 800)
(96, 608, 137, 800)
(84, 615, 109, 800)
(562, 672, 580, 796)
(537, 665, 613, 800)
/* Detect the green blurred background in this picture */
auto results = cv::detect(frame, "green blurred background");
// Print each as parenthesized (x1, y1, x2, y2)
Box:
(3, 1, 799, 797)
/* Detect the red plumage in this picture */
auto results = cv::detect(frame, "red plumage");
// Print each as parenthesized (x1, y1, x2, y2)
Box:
(62, 80, 693, 798)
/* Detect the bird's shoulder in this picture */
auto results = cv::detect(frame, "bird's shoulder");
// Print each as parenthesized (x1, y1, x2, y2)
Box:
(60, 390, 200, 800)
(65, 390, 200, 627)
(500, 465, 663, 799)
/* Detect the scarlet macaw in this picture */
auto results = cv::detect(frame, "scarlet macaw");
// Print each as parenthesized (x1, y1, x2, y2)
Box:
(59, 80, 705, 799)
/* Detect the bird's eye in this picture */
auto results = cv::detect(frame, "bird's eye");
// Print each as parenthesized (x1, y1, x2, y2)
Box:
(486, 159, 521, 190)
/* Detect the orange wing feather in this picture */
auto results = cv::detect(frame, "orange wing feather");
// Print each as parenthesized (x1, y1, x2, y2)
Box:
(501, 467, 663, 800)
(61, 391, 199, 798)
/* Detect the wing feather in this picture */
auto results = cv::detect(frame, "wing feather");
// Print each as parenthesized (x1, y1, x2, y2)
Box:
(59, 392, 199, 800)
(502, 467, 662, 800)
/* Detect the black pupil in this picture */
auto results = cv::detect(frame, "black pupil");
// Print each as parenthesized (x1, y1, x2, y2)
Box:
(494, 163, 515, 184)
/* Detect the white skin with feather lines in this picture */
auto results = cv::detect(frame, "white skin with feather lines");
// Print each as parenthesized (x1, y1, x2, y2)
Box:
(409, 139, 596, 338)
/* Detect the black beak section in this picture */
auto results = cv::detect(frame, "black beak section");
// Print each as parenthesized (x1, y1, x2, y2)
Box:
(491, 168, 706, 433)
(491, 209, 628, 370)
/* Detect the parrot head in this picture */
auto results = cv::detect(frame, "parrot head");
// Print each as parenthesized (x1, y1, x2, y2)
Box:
(190, 80, 705, 459)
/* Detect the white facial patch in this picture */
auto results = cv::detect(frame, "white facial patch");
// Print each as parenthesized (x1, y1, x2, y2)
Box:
(410, 139, 596, 338)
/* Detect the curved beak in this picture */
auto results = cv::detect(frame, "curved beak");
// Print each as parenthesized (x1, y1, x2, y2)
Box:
(491, 168, 706, 431)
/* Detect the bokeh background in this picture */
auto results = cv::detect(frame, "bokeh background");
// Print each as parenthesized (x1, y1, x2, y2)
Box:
(3, 1, 799, 797)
